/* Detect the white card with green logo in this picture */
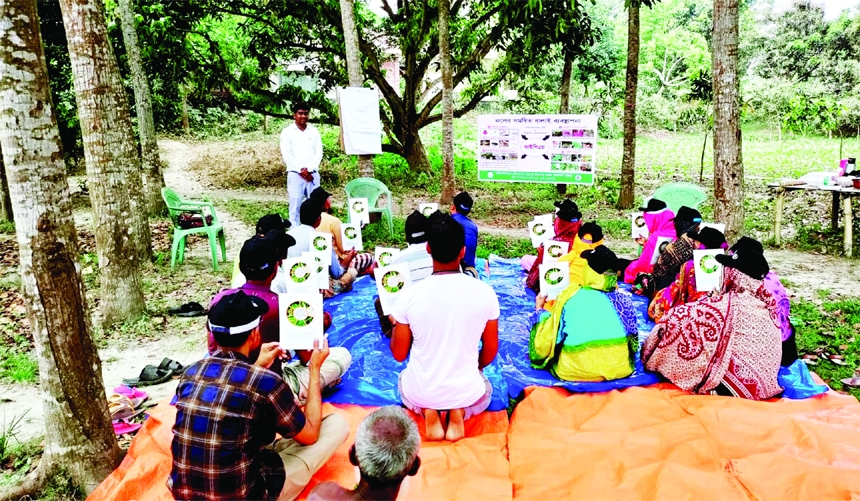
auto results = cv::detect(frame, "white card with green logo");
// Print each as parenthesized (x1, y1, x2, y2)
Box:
(282, 255, 318, 294)
(649, 236, 674, 265)
(543, 240, 570, 263)
(693, 249, 724, 292)
(303, 252, 330, 289)
(278, 292, 324, 350)
(538, 262, 570, 300)
(535, 213, 554, 225)
(348, 197, 370, 226)
(341, 223, 363, 252)
(418, 202, 438, 217)
(374, 263, 413, 314)
(374, 246, 400, 267)
(631, 212, 648, 239)
(528, 219, 555, 248)
(310, 232, 332, 267)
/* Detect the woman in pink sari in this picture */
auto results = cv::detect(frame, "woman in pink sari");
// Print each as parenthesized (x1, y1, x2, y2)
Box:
(623, 199, 676, 284)
(523, 200, 582, 293)
(642, 242, 783, 400)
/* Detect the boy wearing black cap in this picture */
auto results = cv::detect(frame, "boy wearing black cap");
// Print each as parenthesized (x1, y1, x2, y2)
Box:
(231, 213, 292, 289)
(171, 291, 348, 501)
(451, 191, 479, 278)
(309, 186, 375, 275)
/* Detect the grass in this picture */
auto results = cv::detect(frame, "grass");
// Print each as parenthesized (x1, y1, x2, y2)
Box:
(793, 294, 860, 400)
(0, 221, 14, 235)
(0, 347, 37, 384)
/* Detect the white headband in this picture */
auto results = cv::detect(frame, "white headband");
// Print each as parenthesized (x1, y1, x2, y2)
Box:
(208, 317, 260, 335)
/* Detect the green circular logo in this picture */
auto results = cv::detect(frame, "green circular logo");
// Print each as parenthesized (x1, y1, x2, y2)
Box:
(658, 241, 670, 254)
(286, 300, 314, 327)
(634, 215, 646, 228)
(289, 262, 310, 283)
(699, 254, 719, 274)
(379, 251, 393, 266)
(313, 255, 324, 274)
(345, 226, 358, 239)
(547, 244, 564, 258)
(532, 223, 546, 236)
(381, 270, 405, 293)
(313, 236, 328, 251)
(352, 201, 365, 213)
(544, 268, 564, 285)
(422, 206, 434, 217)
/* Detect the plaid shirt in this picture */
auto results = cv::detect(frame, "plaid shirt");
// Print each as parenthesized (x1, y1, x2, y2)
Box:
(169, 350, 306, 501)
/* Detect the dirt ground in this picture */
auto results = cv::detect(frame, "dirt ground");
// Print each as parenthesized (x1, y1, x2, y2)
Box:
(1, 138, 858, 443)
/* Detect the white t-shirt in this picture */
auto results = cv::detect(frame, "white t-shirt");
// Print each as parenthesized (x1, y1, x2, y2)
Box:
(280, 123, 323, 173)
(391, 243, 433, 283)
(392, 273, 500, 410)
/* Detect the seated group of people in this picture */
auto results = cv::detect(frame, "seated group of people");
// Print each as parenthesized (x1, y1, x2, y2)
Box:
(170, 191, 497, 500)
(523, 197, 796, 402)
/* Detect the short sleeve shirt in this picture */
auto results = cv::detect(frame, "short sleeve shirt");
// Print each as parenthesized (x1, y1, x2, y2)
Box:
(169, 350, 305, 500)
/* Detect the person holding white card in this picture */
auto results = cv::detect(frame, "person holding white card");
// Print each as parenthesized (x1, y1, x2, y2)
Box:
(522, 199, 582, 293)
(310, 187, 375, 275)
(288, 200, 359, 296)
(633, 206, 703, 297)
(622, 198, 676, 284)
(389, 212, 499, 442)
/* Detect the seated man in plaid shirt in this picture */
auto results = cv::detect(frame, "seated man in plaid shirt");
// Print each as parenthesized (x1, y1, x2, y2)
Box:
(169, 291, 348, 500)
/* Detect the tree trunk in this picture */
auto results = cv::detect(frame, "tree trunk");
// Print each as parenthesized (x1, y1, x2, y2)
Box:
(0, 2, 121, 498)
(59, 0, 148, 324)
(712, 0, 744, 241)
(404, 128, 433, 174)
(0, 147, 12, 223)
(339, 0, 375, 178)
(619, 4, 640, 210)
(118, 0, 166, 215)
(181, 88, 190, 134)
(557, 52, 573, 196)
(438, 0, 456, 206)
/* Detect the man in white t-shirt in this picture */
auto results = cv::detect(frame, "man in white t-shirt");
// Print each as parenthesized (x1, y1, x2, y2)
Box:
(390, 212, 499, 442)
(281, 102, 323, 226)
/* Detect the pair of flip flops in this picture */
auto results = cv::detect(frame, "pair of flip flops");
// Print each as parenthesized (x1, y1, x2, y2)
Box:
(122, 358, 184, 387)
(842, 370, 860, 389)
(167, 302, 208, 317)
(801, 348, 848, 367)
(110, 386, 154, 436)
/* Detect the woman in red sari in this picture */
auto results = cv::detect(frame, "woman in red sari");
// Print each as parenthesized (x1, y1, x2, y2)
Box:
(642, 241, 782, 400)
(524, 199, 582, 293)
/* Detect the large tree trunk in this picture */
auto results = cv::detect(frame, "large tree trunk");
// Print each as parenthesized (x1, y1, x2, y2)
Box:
(712, 0, 744, 241)
(619, 4, 640, 210)
(339, 0, 374, 178)
(438, 0, 456, 206)
(403, 129, 433, 174)
(0, 147, 12, 223)
(59, 0, 148, 324)
(0, 2, 121, 498)
(557, 52, 573, 196)
(118, 0, 166, 215)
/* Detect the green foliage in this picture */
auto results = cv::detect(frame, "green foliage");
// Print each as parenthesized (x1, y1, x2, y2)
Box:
(224, 200, 290, 228)
(0, 411, 27, 463)
(0, 347, 38, 384)
(0, 221, 14, 234)
(793, 296, 860, 400)
(476, 235, 533, 259)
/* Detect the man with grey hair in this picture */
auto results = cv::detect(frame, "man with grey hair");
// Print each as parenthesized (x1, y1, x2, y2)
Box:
(307, 406, 421, 500)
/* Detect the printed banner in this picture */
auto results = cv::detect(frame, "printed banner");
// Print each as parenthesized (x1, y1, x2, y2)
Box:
(374, 263, 413, 315)
(278, 292, 324, 350)
(477, 114, 598, 184)
(341, 223, 363, 252)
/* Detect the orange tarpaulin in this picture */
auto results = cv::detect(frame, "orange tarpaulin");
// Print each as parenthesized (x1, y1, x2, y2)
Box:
(87, 402, 511, 501)
(507, 385, 860, 500)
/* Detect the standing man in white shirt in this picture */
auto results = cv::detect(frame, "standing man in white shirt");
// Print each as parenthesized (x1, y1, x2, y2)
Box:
(281, 102, 323, 226)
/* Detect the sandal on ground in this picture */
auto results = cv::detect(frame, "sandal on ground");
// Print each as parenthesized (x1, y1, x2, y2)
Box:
(113, 419, 142, 436)
(158, 358, 184, 378)
(122, 365, 173, 387)
(841, 375, 860, 388)
(167, 302, 208, 317)
(822, 352, 848, 366)
(113, 385, 149, 407)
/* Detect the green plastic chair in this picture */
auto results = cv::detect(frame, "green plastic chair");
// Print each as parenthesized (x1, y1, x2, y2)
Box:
(344, 178, 394, 236)
(162, 187, 227, 271)
(651, 182, 708, 214)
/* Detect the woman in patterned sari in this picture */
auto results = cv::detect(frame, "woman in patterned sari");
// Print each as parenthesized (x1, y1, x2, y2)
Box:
(623, 199, 676, 284)
(524, 199, 582, 292)
(648, 227, 728, 323)
(642, 241, 783, 400)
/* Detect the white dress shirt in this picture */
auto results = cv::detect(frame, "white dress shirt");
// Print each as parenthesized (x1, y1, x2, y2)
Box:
(280, 122, 323, 173)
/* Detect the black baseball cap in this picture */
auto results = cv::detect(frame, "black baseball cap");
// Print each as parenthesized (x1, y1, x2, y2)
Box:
(639, 198, 668, 212)
(208, 290, 269, 336)
(309, 187, 332, 206)
(685, 227, 726, 250)
(580, 245, 619, 274)
(715, 242, 770, 280)
(405, 210, 429, 244)
(256, 214, 290, 235)
(260, 229, 296, 260)
(577, 222, 604, 243)
(299, 199, 324, 225)
(729, 236, 764, 255)
(453, 192, 473, 214)
(554, 199, 582, 222)
(239, 236, 281, 277)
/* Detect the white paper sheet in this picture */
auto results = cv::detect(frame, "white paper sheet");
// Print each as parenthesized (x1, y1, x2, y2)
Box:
(278, 293, 324, 350)
(539, 262, 570, 300)
(535, 213, 554, 225)
(374, 263, 413, 315)
(543, 240, 570, 263)
(348, 198, 370, 226)
(303, 252, 329, 289)
(341, 223, 363, 252)
(693, 249, 724, 292)
(310, 231, 332, 267)
(650, 236, 674, 265)
(281, 255, 319, 294)
(374, 247, 401, 267)
(528, 219, 555, 248)
(338, 87, 383, 155)
(418, 203, 439, 217)
(631, 212, 649, 239)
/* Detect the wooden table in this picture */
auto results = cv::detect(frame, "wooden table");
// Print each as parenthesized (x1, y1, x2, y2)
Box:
(768, 182, 860, 257)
